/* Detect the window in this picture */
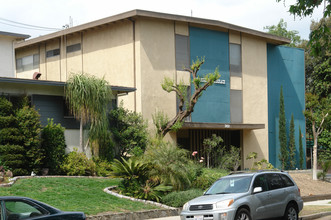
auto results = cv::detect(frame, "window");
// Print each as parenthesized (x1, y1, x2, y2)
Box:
(253, 174, 269, 192)
(5, 200, 48, 219)
(229, 43, 241, 77)
(16, 54, 39, 72)
(67, 43, 81, 53)
(267, 174, 285, 190)
(46, 48, 60, 58)
(280, 174, 295, 187)
(230, 89, 242, 123)
(175, 35, 189, 70)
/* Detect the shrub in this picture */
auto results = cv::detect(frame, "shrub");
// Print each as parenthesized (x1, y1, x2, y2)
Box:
(144, 138, 192, 191)
(94, 158, 112, 177)
(109, 103, 148, 158)
(0, 97, 27, 176)
(161, 189, 204, 207)
(61, 149, 96, 176)
(192, 168, 228, 190)
(317, 160, 331, 180)
(41, 119, 66, 174)
(16, 105, 44, 173)
(0, 97, 13, 116)
(0, 144, 27, 176)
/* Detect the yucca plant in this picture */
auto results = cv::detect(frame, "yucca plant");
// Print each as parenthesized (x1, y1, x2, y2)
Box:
(65, 72, 112, 155)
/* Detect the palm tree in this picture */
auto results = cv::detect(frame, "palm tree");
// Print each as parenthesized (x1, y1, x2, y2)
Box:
(65, 72, 112, 155)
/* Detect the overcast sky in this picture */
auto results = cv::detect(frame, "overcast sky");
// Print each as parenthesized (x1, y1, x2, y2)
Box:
(0, 0, 325, 40)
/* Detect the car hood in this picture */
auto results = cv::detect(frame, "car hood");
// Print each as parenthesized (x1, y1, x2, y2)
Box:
(188, 193, 245, 205)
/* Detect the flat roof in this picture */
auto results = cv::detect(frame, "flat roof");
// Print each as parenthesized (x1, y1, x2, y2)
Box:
(15, 9, 290, 49)
(182, 122, 265, 130)
(0, 77, 136, 93)
(0, 31, 30, 39)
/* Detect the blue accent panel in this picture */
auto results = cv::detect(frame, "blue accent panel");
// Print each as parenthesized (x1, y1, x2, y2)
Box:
(189, 27, 230, 123)
(267, 45, 306, 169)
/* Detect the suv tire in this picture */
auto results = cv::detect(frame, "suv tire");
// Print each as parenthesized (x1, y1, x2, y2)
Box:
(235, 208, 251, 220)
(283, 203, 298, 220)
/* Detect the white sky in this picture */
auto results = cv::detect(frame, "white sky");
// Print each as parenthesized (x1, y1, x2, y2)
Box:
(0, 0, 325, 40)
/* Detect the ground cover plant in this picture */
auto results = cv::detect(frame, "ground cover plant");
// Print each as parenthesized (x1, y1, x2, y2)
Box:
(0, 177, 159, 215)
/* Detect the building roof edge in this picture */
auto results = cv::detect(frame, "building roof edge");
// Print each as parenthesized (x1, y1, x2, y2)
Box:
(15, 9, 290, 48)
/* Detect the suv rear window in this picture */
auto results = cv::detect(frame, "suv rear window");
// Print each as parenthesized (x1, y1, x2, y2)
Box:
(280, 174, 295, 187)
(267, 174, 285, 190)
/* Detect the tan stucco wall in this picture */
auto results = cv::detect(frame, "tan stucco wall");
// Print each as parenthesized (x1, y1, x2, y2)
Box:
(15, 46, 40, 79)
(66, 33, 83, 78)
(135, 18, 178, 138)
(241, 34, 269, 168)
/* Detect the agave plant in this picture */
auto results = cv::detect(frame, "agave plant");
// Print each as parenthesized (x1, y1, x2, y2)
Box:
(110, 157, 149, 182)
(137, 180, 172, 202)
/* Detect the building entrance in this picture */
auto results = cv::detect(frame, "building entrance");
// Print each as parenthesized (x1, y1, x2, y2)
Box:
(177, 129, 241, 168)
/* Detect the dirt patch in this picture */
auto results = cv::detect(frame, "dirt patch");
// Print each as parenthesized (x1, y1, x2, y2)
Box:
(289, 171, 331, 197)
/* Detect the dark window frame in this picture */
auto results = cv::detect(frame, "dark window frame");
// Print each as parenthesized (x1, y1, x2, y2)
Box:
(66, 43, 81, 53)
(16, 54, 40, 72)
(175, 34, 190, 71)
(229, 43, 242, 77)
(46, 48, 60, 58)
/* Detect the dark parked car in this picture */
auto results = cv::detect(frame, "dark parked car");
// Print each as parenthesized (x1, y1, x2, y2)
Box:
(0, 196, 86, 220)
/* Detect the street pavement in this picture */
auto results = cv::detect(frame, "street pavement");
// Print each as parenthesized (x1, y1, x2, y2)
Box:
(150, 200, 331, 220)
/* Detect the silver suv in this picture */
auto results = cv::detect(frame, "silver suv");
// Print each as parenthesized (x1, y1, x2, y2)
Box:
(180, 171, 303, 220)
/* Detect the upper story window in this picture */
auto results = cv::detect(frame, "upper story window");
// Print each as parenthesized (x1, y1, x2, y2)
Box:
(16, 54, 39, 72)
(46, 48, 60, 58)
(229, 43, 242, 77)
(67, 43, 81, 53)
(175, 34, 190, 71)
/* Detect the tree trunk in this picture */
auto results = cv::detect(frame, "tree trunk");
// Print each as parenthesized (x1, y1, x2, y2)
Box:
(312, 139, 318, 180)
(80, 117, 84, 153)
(312, 121, 318, 180)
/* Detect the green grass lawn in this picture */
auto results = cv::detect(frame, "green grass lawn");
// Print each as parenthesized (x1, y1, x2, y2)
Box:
(0, 177, 159, 216)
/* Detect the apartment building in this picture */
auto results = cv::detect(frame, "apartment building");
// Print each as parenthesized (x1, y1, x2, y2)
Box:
(12, 10, 306, 168)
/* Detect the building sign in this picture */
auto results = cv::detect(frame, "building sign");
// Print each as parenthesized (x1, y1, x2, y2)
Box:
(200, 78, 226, 85)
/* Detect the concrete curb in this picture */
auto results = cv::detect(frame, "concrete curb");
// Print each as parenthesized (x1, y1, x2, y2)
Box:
(301, 211, 331, 220)
(303, 194, 331, 202)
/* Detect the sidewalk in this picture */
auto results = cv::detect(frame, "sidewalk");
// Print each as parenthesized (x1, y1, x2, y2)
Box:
(149, 200, 331, 220)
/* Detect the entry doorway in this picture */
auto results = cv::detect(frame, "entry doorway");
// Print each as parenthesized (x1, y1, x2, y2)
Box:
(177, 129, 242, 168)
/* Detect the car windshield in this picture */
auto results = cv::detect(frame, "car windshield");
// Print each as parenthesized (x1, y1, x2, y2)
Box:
(205, 176, 252, 195)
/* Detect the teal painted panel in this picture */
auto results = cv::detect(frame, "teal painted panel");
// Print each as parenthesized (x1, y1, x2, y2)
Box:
(189, 27, 230, 123)
(267, 45, 306, 169)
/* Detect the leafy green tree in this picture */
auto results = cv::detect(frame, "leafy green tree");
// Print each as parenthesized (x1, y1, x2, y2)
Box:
(299, 126, 304, 169)
(65, 72, 112, 155)
(108, 102, 148, 159)
(305, 17, 330, 98)
(264, 18, 302, 47)
(288, 114, 296, 169)
(159, 57, 220, 137)
(279, 86, 288, 169)
(276, 0, 330, 56)
(41, 119, 66, 174)
(203, 134, 223, 168)
(304, 93, 330, 180)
